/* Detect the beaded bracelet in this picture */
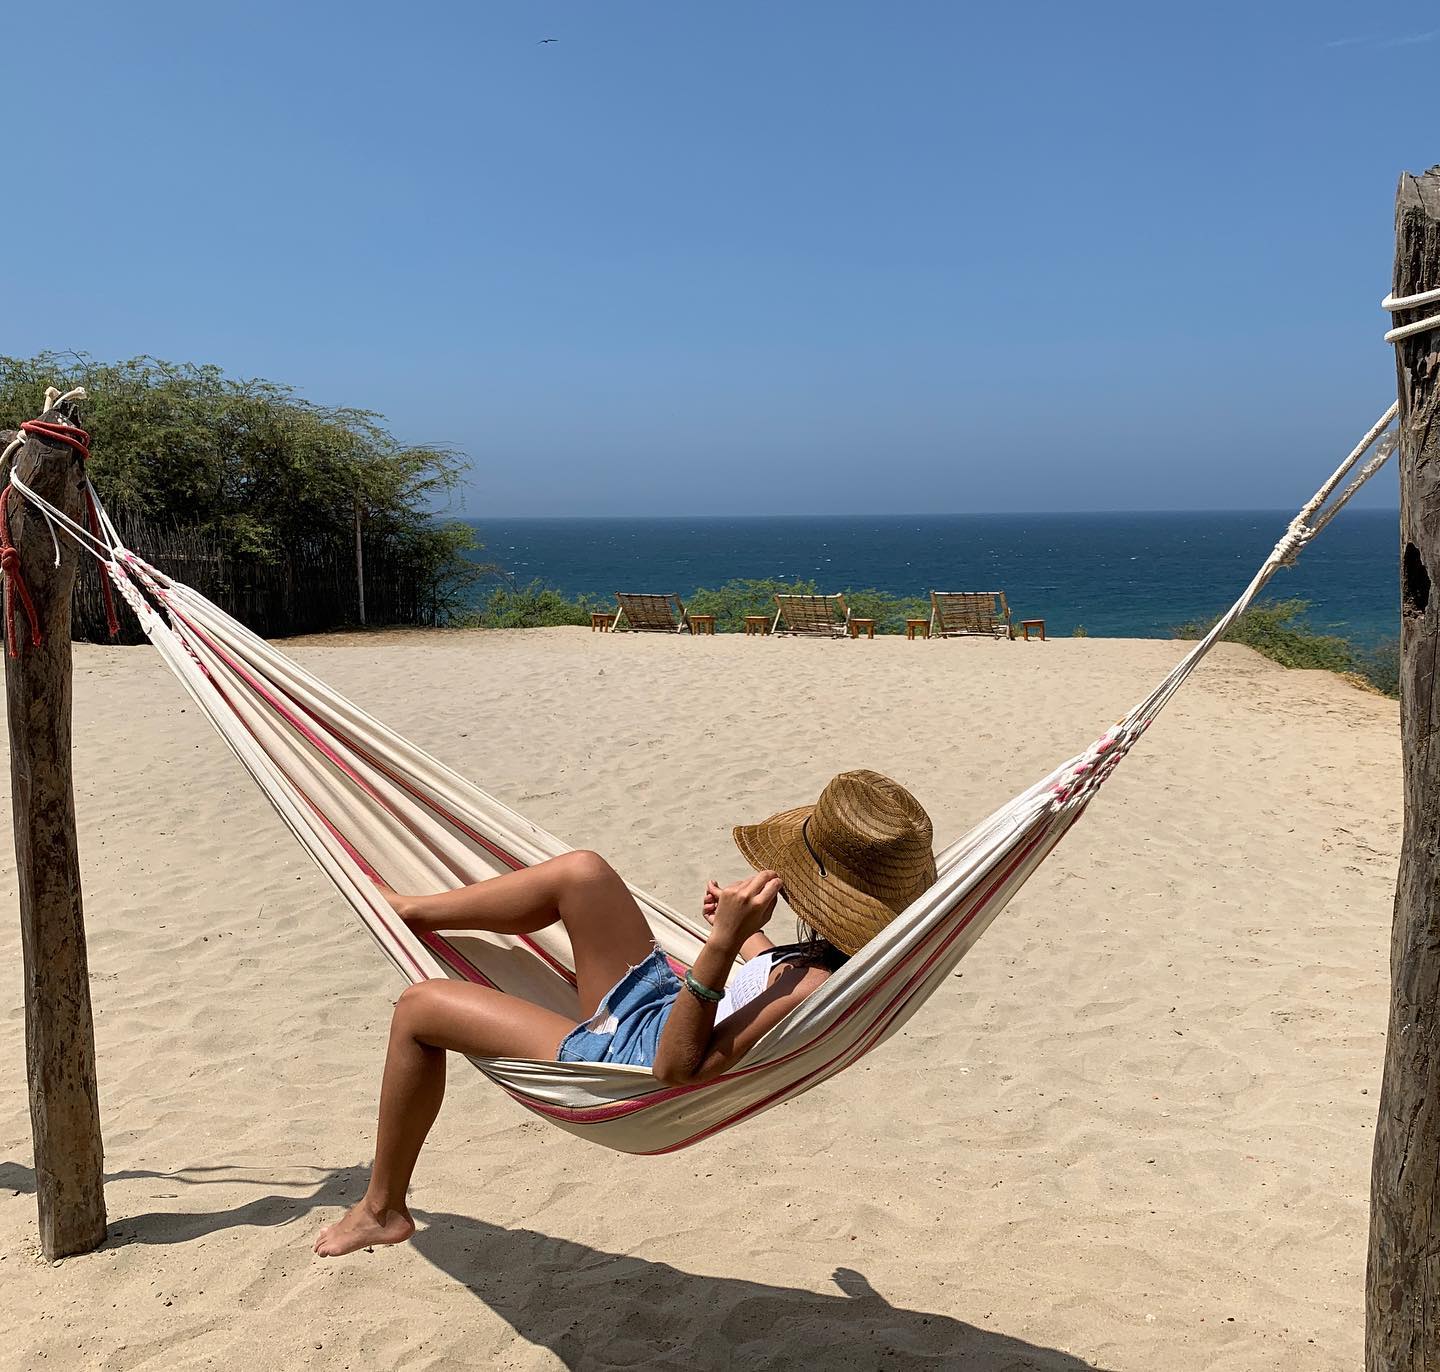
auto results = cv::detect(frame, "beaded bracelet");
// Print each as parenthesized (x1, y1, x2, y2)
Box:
(683, 969, 724, 1003)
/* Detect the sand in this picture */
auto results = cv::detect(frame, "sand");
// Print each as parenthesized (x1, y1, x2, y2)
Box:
(0, 627, 1399, 1370)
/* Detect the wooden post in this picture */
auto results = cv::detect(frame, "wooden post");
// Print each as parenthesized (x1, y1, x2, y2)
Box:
(354, 497, 366, 627)
(1367, 165, 1440, 1370)
(3, 396, 107, 1258)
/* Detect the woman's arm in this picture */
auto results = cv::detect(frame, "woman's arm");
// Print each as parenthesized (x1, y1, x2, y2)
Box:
(653, 871, 782, 1086)
(655, 963, 828, 1086)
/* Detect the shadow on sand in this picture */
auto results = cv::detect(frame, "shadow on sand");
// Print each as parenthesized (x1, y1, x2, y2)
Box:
(1, 1159, 1107, 1370)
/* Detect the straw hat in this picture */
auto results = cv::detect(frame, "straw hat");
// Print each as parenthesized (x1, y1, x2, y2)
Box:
(733, 770, 937, 956)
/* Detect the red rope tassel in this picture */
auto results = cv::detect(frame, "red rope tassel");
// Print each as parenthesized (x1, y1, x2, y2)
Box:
(0, 488, 42, 658)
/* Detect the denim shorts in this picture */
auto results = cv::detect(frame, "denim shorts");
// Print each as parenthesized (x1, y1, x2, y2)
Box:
(556, 948, 682, 1067)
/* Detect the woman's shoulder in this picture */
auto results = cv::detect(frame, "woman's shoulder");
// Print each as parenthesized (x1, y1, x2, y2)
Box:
(767, 945, 835, 994)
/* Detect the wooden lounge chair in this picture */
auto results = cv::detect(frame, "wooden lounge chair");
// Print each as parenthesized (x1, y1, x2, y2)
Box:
(772, 593, 850, 637)
(613, 592, 690, 633)
(929, 591, 1013, 639)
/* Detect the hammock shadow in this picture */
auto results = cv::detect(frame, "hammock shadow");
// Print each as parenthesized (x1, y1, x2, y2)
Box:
(408, 1215, 1109, 1372)
(0, 1159, 1107, 1370)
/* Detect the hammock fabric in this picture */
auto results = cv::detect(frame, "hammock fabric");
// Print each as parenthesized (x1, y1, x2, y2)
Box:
(2, 400, 1399, 1155)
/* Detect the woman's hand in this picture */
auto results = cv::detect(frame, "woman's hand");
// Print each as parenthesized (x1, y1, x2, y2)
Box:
(702, 879, 722, 925)
(709, 871, 783, 943)
(705, 879, 777, 961)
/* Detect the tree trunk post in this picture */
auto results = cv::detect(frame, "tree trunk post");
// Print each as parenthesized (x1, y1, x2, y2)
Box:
(354, 497, 366, 626)
(1367, 165, 1440, 1370)
(3, 395, 107, 1259)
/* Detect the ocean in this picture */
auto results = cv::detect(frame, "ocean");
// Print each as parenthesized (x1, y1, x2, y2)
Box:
(462, 510, 1400, 646)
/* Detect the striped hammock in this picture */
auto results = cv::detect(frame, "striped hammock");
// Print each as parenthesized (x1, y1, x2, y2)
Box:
(7, 403, 1398, 1155)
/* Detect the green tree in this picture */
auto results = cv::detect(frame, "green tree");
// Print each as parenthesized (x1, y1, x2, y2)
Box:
(0, 353, 483, 622)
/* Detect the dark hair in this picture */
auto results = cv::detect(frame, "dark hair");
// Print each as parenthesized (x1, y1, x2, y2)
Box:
(792, 918, 849, 972)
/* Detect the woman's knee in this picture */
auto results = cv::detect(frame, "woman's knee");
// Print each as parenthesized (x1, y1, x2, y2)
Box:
(393, 980, 447, 1034)
(552, 849, 617, 887)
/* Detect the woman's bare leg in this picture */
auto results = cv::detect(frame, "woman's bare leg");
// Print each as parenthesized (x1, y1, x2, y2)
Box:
(313, 979, 573, 1258)
(386, 851, 657, 1017)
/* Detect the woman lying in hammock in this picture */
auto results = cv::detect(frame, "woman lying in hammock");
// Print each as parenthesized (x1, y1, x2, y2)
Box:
(313, 769, 936, 1258)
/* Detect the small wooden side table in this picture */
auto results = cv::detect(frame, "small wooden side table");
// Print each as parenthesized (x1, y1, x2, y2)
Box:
(744, 615, 771, 636)
(849, 618, 876, 640)
(905, 618, 930, 640)
(1020, 618, 1046, 641)
(591, 612, 615, 632)
(690, 615, 717, 636)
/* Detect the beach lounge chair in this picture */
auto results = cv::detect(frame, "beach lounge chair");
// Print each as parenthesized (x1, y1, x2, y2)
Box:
(929, 591, 1013, 639)
(773, 593, 850, 637)
(613, 592, 690, 633)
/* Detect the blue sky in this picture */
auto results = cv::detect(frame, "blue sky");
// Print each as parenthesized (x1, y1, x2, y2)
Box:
(6, 2, 1432, 516)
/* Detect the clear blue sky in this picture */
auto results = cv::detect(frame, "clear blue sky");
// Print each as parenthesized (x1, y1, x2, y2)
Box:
(7, 2, 1433, 516)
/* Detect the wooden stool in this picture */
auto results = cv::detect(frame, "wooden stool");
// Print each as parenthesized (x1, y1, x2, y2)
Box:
(849, 618, 876, 640)
(905, 618, 930, 640)
(743, 615, 771, 636)
(1020, 618, 1046, 641)
(591, 612, 615, 632)
(690, 614, 716, 636)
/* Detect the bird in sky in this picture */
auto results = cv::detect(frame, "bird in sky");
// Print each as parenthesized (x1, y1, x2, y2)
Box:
(537, 37, 558, 44)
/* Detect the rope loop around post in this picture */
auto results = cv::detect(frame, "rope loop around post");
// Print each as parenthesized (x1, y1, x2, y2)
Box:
(1382, 285, 1440, 343)
(1, 402, 118, 653)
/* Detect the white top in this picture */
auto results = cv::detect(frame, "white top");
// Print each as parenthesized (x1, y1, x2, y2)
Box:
(715, 945, 816, 1024)
(715, 951, 775, 1024)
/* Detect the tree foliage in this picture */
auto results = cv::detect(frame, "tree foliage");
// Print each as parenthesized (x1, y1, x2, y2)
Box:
(0, 353, 481, 619)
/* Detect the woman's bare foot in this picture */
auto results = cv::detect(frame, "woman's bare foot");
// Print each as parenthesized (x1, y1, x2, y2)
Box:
(312, 1200, 415, 1258)
(374, 881, 419, 924)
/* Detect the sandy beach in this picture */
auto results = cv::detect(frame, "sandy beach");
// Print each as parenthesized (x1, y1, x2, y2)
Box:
(0, 627, 1399, 1370)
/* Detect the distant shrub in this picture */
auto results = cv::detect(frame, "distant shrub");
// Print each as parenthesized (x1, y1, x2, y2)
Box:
(686, 579, 818, 632)
(480, 580, 596, 628)
(843, 588, 932, 634)
(1352, 639, 1400, 697)
(1071, 624, 1089, 638)
(685, 579, 928, 633)
(1173, 599, 1397, 697)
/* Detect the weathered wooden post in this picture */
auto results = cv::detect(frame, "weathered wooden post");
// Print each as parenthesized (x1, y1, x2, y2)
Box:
(1367, 165, 1440, 1369)
(2, 393, 107, 1258)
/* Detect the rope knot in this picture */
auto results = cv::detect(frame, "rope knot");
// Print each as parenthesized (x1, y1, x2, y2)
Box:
(1274, 522, 1311, 566)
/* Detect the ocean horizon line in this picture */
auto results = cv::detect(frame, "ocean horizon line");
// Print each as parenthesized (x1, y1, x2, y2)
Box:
(457, 506, 1400, 523)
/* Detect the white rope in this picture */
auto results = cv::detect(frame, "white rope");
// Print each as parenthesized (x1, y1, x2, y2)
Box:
(1293, 402, 1399, 529)
(49, 385, 88, 410)
(2, 445, 64, 570)
(1382, 286, 1440, 343)
(1053, 403, 1400, 808)
(8, 471, 118, 564)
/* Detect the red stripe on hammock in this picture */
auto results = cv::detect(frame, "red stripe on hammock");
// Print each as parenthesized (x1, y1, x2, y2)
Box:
(160, 604, 453, 983)
(168, 599, 582, 990)
(277, 696, 584, 989)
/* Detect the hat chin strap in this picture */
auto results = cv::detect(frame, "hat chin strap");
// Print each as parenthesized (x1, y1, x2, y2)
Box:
(801, 816, 828, 877)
